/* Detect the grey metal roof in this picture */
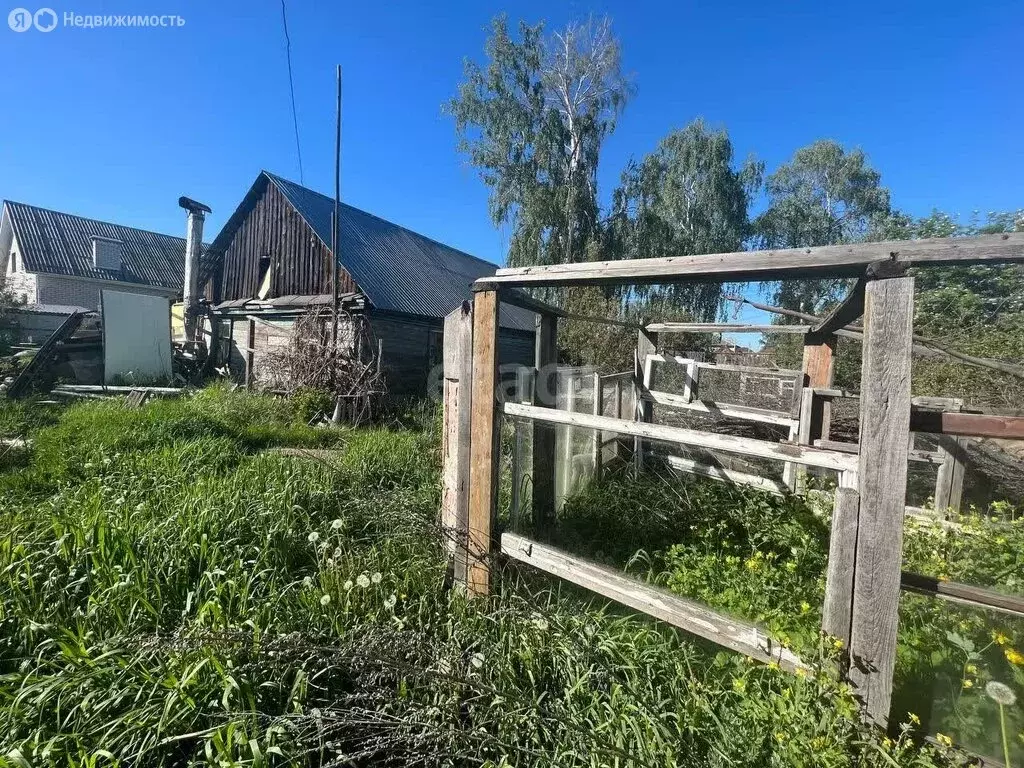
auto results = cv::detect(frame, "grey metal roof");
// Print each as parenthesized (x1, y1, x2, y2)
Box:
(2, 200, 194, 290)
(258, 172, 533, 332)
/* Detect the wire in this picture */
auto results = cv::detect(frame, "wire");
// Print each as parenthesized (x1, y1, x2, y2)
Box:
(280, 0, 304, 184)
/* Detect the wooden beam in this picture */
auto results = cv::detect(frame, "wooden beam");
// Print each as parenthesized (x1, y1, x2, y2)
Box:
(645, 322, 811, 335)
(441, 303, 474, 585)
(501, 532, 805, 671)
(467, 290, 500, 596)
(592, 371, 603, 482)
(822, 488, 860, 650)
(849, 276, 915, 727)
(900, 571, 1024, 619)
(811, 278, 867, 335)
(909, 410, 1024, 439)
(502, 402, 859, 473)
(664, 455, 789, 495)
(532, 312, 558, 533)
(643, 390, 796, 427)
(474, 233, 1024, 289)
(634, 328, 658, 471)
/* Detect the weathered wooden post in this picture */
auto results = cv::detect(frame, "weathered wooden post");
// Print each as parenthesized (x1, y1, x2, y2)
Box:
(634, 326, 658, 471)
(441, 302, 473, 585)
(592, 371, 603, 481)
(786, 331, 836, 490)
(510, 365, 534, 531)
(848, 273, 915, 726)
(533, 312, 558, 534)
(822, 487, 860, 652)
(467, 290, 500, 596)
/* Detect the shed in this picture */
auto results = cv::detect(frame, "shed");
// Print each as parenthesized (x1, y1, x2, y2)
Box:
(201, 171, 535, 395)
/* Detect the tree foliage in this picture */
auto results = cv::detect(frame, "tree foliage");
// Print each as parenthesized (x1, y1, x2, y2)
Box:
(448, 16, 631, 271)
(754, 140, 892, 314)
(610, 119, 762, 320)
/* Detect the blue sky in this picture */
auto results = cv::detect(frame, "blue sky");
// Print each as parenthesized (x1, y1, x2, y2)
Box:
(1, 0, 1021, 281)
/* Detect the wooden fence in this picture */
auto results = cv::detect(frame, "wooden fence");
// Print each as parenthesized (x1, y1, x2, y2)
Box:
(443, 232, 1024, 728)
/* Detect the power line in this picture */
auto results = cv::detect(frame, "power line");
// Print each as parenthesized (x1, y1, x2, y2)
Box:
(280, 0, 304, 184)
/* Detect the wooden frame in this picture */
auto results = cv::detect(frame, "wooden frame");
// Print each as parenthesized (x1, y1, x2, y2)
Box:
(450, 234, 1024, 733)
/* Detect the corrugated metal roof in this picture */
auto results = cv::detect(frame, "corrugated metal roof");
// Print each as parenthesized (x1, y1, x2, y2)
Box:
(259, 172, 533, 331)
(3, 200, 194, 290)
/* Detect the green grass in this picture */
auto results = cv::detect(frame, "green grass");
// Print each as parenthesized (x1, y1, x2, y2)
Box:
(0, 389, 999, 767)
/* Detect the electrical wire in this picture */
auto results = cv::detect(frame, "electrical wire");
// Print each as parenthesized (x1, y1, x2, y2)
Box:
(280, 0, 304, 184)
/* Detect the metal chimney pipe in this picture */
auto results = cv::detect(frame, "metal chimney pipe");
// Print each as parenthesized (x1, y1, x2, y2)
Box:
(178, 196, 212, 344)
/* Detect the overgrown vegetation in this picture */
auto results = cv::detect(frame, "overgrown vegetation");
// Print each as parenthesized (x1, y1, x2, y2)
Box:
(2, 389, 1008, 766)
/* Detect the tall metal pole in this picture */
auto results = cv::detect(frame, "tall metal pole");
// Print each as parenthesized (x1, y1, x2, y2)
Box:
(331, 64, 342, 354)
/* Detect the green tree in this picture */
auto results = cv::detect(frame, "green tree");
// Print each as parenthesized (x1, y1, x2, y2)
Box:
(610, 119, 762, 320)
(755, 140, 892, 314)
(448, 16, 631, 272)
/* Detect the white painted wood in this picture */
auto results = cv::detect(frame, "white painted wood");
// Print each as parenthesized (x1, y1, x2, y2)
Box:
(664, 455, 789, 495)
(501, 532, 806, 671)
(502, 402, 858, 473)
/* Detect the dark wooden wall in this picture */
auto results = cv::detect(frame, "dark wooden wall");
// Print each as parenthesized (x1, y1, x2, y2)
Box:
(213, 181, 356, 302)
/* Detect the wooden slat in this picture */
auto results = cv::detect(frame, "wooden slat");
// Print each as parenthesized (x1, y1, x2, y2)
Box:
(501, 532, 805, 671)
(900, 572, 1024, 619)
(811, 278, 867, 335)
(645, 322, 811, 335)
(533, 313, 558, 533)
(648, 353, 801, 379)
(910, 410, 1024, 439)
(664, 455, 788, 495)
(644, 389, 796, 427)
(814, 439, 942, 464)
(849, 276, 916, 727)
(634, 329, 658, 471)
(467, 290, 500, 596)
(441, 303, 474, 584)
(502, 402, 858, 472)
(474, 233, 1024, 289)
(822, 488, 860, 649)
(592, 371, 603, 482)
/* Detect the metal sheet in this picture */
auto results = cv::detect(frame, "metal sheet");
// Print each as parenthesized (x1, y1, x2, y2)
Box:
(101, 290, 172, 384)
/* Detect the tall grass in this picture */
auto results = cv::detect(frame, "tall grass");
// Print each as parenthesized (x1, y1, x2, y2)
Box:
(0, 390, 975, 767)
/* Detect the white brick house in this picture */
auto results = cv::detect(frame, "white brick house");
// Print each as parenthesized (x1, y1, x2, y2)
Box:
(1, 201, 193, 310)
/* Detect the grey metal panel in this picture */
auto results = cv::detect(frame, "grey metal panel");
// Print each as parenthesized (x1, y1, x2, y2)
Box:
(3, 200, 200, 291)
(261, 172, 535, 332)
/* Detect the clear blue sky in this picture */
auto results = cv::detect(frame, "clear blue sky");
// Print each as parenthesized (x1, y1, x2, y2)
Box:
(1, 0, 1021, 273)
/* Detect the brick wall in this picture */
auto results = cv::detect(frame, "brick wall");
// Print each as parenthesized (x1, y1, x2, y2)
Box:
(3, 242, 37, 302)
(35, 275, 175, 310)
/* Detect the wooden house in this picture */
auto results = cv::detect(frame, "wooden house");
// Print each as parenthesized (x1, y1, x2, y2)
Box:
(200, 171, 535, 395)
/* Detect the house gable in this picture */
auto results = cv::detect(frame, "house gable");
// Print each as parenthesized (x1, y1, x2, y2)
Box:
(207, 175, 358, 303)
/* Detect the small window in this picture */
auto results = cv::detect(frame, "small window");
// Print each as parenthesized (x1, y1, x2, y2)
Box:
(9, 251, 17, 271)
(256, 256, 272, 299)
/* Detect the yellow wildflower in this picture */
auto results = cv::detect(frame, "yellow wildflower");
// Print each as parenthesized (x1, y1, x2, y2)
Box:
(962, 679, 974, 689)
(774, 732, 788, 743)
(800, 601, 811, 614)
(992, 631, 1010, 646)
(965, 664, 978, 675)
(795, 667, 807, 678)
(1005, 648, 1024, 666)
(936, 733, 953, 748)
(883, 737, 893, 749)
(908, 713, 921, 726)
(732, 678, 746, 693)
(832, 637, 844, 650)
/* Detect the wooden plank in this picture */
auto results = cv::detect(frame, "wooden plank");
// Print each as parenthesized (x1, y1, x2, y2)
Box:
(644, 389, 796, 427)
(822, 488, 860, 649)
(849, 276, 915, 727)
(592, 371, 603, 482)
(664, 455, 789, 495)
(501, 532, 805, 671)
(814, 439, 942, 464)
(811, 278, 867, 335)
(503, 402, 859, 473)
(647, 353, 801, 380)
(634, 329, 658, 471)
(802, 334, 837, 439)
(533, 313, 558, 533)
(646, 322, 812, 335)
(910, 410, 1024, 439)
(442, 303, 474, 585)
(467, 290, 500, 596)
(900, 571, 1024, 619)
(510, 366, 533, 531)
(474, 232, 1024, 289)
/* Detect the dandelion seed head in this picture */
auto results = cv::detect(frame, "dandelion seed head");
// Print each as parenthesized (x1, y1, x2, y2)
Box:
(320, 593, 331, 607)
(307, 531, 320, 543)
(371, 572, 382, 584)
(356, 574, 370, 589)
(330, 518, 343, 530)
(343, 580, 353, 591)
(985, 681, 1017, 706)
